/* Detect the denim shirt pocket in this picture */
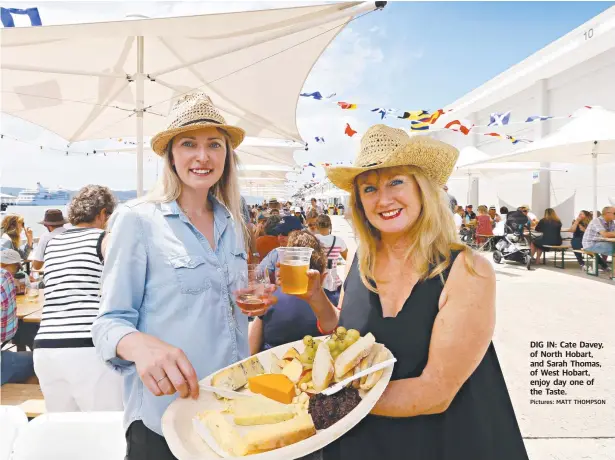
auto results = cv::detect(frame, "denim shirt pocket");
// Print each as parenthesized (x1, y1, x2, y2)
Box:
(169, 255, 212, 294)
(228, 248, 248, 289)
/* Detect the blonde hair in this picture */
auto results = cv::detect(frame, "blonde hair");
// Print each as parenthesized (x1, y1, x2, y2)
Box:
(1, 214, 24, 249)
(350, 165, 472, 293)
(543, 208, 560, 223)
(477, 205, 488, 214)
(146, 128, 249, 249)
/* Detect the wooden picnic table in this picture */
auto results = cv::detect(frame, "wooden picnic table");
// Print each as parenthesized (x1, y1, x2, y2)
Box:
(16, 289, 44, 320)
(0, 384, 46, 418)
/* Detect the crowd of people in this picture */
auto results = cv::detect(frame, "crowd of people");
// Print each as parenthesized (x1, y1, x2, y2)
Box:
(445, 194, 614, 269)
(2, 91, 610, 460)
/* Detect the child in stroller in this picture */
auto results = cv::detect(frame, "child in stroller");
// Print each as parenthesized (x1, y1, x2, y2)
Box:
(492, 210, 532, 269)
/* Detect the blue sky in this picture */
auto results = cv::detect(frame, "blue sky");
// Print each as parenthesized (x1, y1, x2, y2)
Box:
(2, 1, 613, 191)
(294, 1, 614, 182)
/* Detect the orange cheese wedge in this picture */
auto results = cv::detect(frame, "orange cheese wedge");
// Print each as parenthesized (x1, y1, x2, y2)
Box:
(248, 374, 296, 405)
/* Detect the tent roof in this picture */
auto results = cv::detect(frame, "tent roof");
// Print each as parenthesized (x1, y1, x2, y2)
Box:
(466, 107, 615, 166)
(443, 6, 615, 118)
(1, 2, 375, 143)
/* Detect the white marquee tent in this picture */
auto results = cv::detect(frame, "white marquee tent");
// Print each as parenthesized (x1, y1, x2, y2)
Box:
(1, 2, 384, 195)
(464, 107, 615, 214)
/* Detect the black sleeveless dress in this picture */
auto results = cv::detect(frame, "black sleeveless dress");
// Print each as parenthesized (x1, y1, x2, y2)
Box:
(323, 251, 528, 460)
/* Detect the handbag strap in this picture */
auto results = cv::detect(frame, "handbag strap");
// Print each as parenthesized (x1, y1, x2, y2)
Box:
(326, 236, 337, 258)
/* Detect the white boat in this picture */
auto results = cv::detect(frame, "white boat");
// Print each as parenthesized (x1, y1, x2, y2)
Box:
(15, 183, 70, 206)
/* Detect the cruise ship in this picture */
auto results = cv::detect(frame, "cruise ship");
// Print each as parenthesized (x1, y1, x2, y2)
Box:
(15, 183, 70, 206)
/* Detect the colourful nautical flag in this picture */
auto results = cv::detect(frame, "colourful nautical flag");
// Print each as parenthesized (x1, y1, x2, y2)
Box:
(444, 119, 473, 135)
(0, 7, 42, 27)
(338, 102, 358, 110)
(488, 111, 511, 126)
(410, 120, 430, 131)
(307, 163, 316, 167)
(525, 115, 552, 123)
(398, 110, 429, 120)
(371, 108, 395, 120)
(426, 109, 445, 124)
(300, 92, 323, 100)
(315, 137, 325, 143)
(484, 132, 503, 138)
(344, 123, 358, 137)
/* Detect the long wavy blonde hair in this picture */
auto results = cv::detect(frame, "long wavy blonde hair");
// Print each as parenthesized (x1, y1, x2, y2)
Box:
(1, 214, 24, 249)
(146, 128, 248, 248)
(350, 165, 473, 292)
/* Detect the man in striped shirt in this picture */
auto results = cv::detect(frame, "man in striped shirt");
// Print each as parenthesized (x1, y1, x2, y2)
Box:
(1, 248, 35, 385)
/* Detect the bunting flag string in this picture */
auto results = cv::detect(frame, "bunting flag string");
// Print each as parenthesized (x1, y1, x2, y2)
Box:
(300, 88, 595, 133)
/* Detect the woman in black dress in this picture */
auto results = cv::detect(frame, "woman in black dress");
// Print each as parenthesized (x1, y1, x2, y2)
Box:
(531, 208, 563, 264)
(283, 125, 528, 460)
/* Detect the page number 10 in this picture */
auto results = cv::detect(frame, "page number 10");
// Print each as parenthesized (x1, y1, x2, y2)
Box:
(584, 28, 594, 40)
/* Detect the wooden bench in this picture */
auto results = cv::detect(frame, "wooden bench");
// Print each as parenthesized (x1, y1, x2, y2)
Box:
(542, 245, 571, 269)
(572, 249, 600, 276)
(0, 383, 46, 418)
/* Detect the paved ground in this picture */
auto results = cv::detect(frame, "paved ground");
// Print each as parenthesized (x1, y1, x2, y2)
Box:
(330, 216, 615, 460)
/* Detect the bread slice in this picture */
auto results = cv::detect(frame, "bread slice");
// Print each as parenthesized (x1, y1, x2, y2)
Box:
(335, 333, 376, 378)
(360, 348, 389, 390)
(359, 343, 384, 386)
(312, 341, 334, 392)
(243, 413, 316, 454)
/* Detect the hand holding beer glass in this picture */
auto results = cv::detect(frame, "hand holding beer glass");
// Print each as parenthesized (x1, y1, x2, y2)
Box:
(277, 247, 314, 295)
(234, 264, 276, 316)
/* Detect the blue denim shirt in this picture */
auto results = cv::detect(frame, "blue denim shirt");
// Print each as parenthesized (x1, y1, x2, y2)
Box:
(92, 197, 248, 436)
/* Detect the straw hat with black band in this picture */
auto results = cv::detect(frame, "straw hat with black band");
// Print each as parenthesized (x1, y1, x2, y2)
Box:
(325, 124, 459, 193)
(151, 92, 245, 156)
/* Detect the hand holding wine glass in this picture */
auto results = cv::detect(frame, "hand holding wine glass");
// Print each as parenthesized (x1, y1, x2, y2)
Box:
(235, 264, 277, 317)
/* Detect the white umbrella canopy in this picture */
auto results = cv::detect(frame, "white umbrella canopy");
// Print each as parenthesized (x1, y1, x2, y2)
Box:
(453, 146, 562, 177)
(464, 107, 615, 214)
(452, 146, 564, 203)
(1, 2, 381, 194)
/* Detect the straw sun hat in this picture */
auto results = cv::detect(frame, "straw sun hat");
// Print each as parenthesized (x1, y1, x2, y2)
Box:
(325, 124, 459, 192)
(151, 92, 245, 156)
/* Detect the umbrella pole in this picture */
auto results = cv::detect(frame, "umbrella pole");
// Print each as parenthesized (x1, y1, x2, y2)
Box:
(466, 173, 471, 205)
(136, 36, 145, 197)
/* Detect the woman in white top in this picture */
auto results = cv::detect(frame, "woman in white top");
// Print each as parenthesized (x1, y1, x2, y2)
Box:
(314, 214, 348, 306)
(33, 185, 123, 413)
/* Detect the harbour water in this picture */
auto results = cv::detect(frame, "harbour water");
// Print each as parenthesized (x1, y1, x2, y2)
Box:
(1, 205, 69, 238)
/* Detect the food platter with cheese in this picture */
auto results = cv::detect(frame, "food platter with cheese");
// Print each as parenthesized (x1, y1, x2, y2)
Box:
(162, 329, 394, 459)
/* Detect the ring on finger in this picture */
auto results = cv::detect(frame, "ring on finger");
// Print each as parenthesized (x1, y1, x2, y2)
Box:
(156, 375, 168, 384)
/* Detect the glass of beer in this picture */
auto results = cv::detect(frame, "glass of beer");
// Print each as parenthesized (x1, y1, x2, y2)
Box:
(234, 264, 271, 313)
(277, 247, 314, 295)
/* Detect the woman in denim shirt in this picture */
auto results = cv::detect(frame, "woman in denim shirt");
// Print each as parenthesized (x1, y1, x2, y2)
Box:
(92, 93, 274, 460)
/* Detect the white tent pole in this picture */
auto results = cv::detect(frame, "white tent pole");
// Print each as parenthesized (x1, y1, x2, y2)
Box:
(136, 36, 145, 197)
(149, 2, 379, 79)
(466, 172, 471, 205)
(592, 141, 598, 217)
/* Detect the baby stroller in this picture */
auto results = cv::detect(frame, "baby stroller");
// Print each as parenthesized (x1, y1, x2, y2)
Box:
(492, 214, 532, 270)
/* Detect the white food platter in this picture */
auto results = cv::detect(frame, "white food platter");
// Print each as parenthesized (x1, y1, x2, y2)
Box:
(162, 337, 394, 459)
